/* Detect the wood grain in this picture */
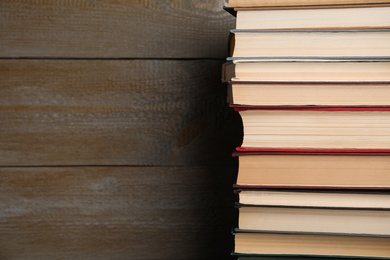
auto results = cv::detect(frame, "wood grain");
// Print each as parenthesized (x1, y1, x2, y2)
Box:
(0, 0, 235, 58)
(0, 59, 242, 166)
(0, 1, 239, 259)
(0, 166, 237, 259)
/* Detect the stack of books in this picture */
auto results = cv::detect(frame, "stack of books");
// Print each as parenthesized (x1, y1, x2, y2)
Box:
(223, 0, 390, 259)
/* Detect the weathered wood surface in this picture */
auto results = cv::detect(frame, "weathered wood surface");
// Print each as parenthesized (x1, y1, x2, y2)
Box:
(0, 166, 237, 259)
(0, 0, 235, 58)
(1, 0, 238, 259)
(0, 59, 242, 166)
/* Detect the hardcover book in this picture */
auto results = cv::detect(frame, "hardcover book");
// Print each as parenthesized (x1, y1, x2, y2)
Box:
(230, 29, 390, 59)
(225, 0, 390, 8)
(237, 206, 390, 235)
(234, 231, 390, 258)
(235, 5, 390, 30)
(236, 189, 390, 209)
(222, 60, 390, 82)
(235, 107, 390, 149)
(233, 150, 390, 189)
(228, 81, 390, 106)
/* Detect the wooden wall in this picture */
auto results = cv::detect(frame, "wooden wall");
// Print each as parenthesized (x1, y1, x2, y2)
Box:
(0, 1, 241, 259)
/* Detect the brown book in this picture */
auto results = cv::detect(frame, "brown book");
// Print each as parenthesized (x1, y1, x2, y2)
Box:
(234, 231, 390, 258)
(233, 151, 390, 189)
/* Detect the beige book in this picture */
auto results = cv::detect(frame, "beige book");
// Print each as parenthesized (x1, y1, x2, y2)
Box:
(238, 190, 390, 208)
(231, 29, 390, 58)
(226, 0, 390, 7)
(238, 109, 390, 149)
(236, 6, 390, 30)
(238, 206, 390, 235)
(222, 61, 390, 82)
(234, 232, 390, 258)
(235, 153, 390, 188)
(228, 81, 390, 106)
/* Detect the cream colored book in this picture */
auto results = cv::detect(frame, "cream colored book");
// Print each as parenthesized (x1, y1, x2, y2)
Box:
(235, 5, 390, 30)
(238, 206, 390, 235)
(234, 232, 390, 258)
(238, 108, 390, 149)
(223, 61, 390, 82)
(237, 190, 390, 208)
(226, 0, 390, 7)
(231, 29, 390, 59)
(228, 81, 390, 106)
(234, 153, 390, 189)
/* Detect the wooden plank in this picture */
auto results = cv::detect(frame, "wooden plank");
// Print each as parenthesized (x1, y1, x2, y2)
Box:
(0, 0, 235, 58)
(0, 166, 237, 259)
(0, 59, 242, 166)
